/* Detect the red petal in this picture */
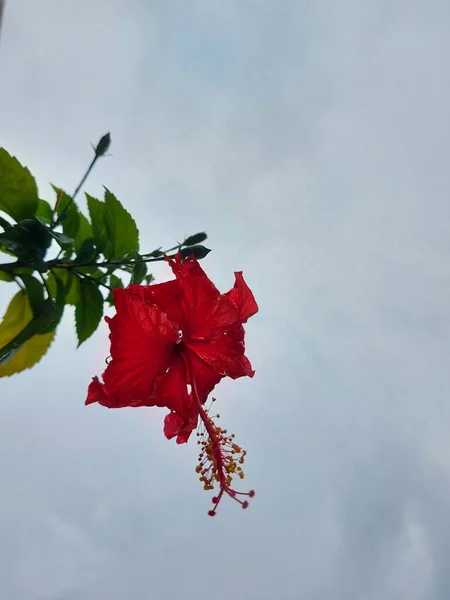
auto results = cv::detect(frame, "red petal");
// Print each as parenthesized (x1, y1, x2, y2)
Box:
(163, 411, 198, 444)
(100, 288, 178, 407)
(86, 377, 109, 406)
(188, 324, 255, 381)
(151, 353, 194, 417)
(224, 272, 259, 323)
(168, 255, 239, 340)
(186, 348, 224, 404)
(129, 279, 186, 330)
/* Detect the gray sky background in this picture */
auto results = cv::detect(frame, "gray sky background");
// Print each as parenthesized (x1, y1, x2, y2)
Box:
(0, 1, 449, 598)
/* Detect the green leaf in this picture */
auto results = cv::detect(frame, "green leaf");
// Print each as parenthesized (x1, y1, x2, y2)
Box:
(76, 237, 97, 264)
(0, 215, 12, 230)
(86, 194, 110, 256)
(75, 278, 104, 346)
(0, 218, 52, 263)
(46, 268, 80, 307)
(17, 274, 45, 318)
(0, 292, 57, 373)
(74, 266, 105, 277)
(49, 230, 74, 249)
(0, 271, 14, 282)
(106, 273, 123, 304)
(40, 273, 66, 334)
(52, 185, 80, 239)
(130, 256, 147, 284)
(144, 274, 154, 285)
(36, 199, 53, 223)
(110, 274, 123, 289)
(0, 149, 39, 222)
(104, 188, 139, 258)
(74, 212, 93, 253)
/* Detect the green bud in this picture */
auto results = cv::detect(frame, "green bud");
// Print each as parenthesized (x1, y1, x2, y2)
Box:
(179, 245, 211, 260)
(95, 133, 111, 157)
(183, 232, 207, 246)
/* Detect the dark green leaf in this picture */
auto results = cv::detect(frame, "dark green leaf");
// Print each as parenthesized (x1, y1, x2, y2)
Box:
(183, 232, 207, 246)
(49, 230, 73, 249)
(86, 194, 110, 256)
(130, 256, 147, 284)
(0, 149, 39, 222)
(52, 185, 80, 239)
(110, 274, 123, 289)
(104, 188, 139, 259)
(0, 216, 12, 230)
(0, 271, 13, 282)
(179, 245, 211, 260)
(46, 268, 80, 307)
(0, 218, 52, 263)
(74, 212, 93, 253)
(76, 237, 97, 264)
(0, 298, 58, 364)
(74, 266, 105, 278)
(106, 273, 123, 304)
(75, 278, 104, 346)
(144, 274, 154, 285)
(36, 199, 53, 223)
(39, 274, 65, 334)
(17, 274, 45, 318)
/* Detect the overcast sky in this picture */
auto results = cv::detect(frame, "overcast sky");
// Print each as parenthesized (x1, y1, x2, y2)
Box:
(0, 1, 449, 598)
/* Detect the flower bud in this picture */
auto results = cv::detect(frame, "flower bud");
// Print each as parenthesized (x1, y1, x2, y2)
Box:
(180, 245, 211, 260)
(95, 133, 111, 157)
(183, 232, 207, 246)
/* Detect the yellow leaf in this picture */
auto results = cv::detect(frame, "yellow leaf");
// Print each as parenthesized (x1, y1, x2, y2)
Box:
(0, 291, 55, 377)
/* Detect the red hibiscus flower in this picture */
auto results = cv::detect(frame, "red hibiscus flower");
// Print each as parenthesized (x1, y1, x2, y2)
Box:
(86, 253, 258, 515)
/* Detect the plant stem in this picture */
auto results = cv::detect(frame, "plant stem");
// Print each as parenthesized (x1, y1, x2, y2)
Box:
(52, 154, 98, 228)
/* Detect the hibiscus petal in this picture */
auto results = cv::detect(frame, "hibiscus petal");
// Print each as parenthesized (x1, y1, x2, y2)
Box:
(186, 348, 223, 404)
(164, 411, 198, 444)
(99, 288, 178, 406)
(224, 272, 259, 323)
(188, 324, 255, 381)
(150, 353, 194, 417)
(167, 254, 239, 340)
(129, 279, 186, 330)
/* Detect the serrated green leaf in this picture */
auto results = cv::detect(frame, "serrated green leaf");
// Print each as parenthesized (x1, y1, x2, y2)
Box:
(52, 185, 80, 239)
(40, 273, 65, 334)
(74, 212, 93, 253)
(76, 237, 97, 264)
(49, 230, 73, 249)
(46, 268, 80, 307)
(106, 273, 124, 304)
(0, 292, 57, 373)
(36, 199, 53, 222)
(65, 273, 81, 305)
(17, 274, 45, 318)
(86, 194, 110, 256)
(74, 266, 105, 277)
(0, 218, 52, 263)
(104, 188, 139, 259)
(0, 149, 39, 222)
(131, 256, 147, 284)
(75, 278, 104, 346)
(110, 274, 123, 289)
